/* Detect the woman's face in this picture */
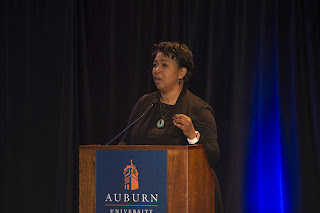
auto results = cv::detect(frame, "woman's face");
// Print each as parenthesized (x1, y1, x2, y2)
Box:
(152, 52, 185, 93)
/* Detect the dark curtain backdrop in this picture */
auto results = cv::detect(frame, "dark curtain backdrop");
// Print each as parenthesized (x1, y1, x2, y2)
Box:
(1, 0, 319, 213)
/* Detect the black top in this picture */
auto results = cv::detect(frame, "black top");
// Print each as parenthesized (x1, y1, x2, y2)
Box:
(145, 102, 174, 143)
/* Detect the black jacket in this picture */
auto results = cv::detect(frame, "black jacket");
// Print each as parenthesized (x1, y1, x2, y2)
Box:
(121, 87, 219, 167)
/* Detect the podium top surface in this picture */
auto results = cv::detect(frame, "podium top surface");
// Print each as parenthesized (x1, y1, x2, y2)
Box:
(79, 144, 203, 150)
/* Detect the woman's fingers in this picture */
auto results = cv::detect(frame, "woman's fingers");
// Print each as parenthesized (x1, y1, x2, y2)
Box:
(173, 114, 196, 139)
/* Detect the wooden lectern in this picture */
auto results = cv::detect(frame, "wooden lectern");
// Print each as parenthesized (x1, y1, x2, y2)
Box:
(79, 145, 215, 213)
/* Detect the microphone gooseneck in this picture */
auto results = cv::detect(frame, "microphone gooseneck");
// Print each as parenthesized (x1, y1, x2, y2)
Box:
(105, 102, 157, 145)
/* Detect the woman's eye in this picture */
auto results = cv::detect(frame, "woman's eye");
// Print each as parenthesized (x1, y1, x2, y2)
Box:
(162, 64, 168, 67)
(153, 64, 158, 67)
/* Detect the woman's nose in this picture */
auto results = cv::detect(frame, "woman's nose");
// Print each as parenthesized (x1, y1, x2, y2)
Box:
(153, 67, 160, 73)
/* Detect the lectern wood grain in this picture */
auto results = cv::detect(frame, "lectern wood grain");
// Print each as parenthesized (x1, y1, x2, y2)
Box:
(79, 145, 215, 213)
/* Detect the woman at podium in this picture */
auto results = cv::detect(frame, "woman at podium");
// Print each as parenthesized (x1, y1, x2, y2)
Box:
(119, 41, 223, 213)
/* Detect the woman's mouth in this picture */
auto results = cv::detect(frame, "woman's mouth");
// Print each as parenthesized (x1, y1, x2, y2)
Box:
(154, 77, 161, 83)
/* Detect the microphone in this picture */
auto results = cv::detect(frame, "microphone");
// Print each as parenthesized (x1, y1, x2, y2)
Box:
(105, 102, 157, 145)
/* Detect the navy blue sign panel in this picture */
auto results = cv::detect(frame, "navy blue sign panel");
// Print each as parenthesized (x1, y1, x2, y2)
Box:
(96, 150, 168, 213)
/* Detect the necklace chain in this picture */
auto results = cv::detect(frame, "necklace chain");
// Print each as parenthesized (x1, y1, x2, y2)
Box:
(159, 102, 172, 120)
(157, 102, 173, 128)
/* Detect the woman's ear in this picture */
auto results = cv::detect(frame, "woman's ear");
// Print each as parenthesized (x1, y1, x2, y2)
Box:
(179, 67, 187, 79)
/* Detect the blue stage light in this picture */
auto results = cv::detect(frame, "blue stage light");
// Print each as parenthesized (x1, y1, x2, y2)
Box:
(247, 54, 284, 212)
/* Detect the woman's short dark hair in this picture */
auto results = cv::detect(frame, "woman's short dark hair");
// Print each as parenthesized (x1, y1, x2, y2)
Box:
(152, 41, 194, 86)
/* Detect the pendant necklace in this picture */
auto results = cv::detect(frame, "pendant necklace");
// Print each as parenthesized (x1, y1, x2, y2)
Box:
(157, 102, 173, 129)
